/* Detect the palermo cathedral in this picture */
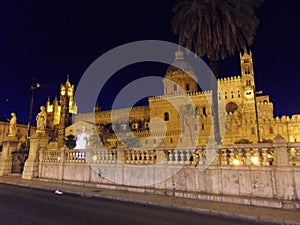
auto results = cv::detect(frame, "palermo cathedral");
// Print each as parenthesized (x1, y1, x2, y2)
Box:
(44, 49, 300, 149)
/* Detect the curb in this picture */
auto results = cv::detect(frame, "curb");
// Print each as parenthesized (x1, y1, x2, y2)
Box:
(1, 179, 299, 225)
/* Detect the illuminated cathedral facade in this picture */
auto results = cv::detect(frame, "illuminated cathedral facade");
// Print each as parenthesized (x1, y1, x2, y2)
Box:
(45, 50, 300, 149)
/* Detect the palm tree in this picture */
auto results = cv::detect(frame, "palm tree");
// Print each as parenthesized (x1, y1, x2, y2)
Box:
(172, 0, 263, 144)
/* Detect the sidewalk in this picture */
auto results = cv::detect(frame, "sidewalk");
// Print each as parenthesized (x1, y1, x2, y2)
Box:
(0, 175, 299, 225)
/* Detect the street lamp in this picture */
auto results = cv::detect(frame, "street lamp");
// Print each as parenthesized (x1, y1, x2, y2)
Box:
(254, 90, 262, 143)
(25, 79, 40, 149)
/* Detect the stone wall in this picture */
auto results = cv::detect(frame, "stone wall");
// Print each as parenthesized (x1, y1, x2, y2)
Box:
(37, 139, 300, 209)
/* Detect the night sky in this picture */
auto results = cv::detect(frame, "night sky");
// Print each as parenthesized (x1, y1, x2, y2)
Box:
(0, 0, 299, 124)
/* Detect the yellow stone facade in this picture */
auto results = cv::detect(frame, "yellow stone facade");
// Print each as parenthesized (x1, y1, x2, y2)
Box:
(59, 50, 300, 148)
(46, 75, 77, 129)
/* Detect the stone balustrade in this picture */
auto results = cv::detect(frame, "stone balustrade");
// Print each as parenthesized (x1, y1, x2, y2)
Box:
(86, 149, 117, 164)
(42, 150, 61, 163)
(123, 149, 156, 164)
(65, 149, 85, 163)
(287, 142, 300, 166)
(218, 144, 274, 166)
(39, 141, 300, 167)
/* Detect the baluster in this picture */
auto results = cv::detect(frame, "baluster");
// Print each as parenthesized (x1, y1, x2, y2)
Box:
(245, 148, 252, 165)
(237, 149, 243, 165)
(261, 148, 269, 166)
(186, 150, 191, 165)
(168, 151, 172, 164)
(174, 150, 179, 164)
(229, 149, 235, 165)
(108, 151, 112, 163)
(177, 149, 182, 164)
(221, 149, 227, 165)
(253, 148, 260, 165)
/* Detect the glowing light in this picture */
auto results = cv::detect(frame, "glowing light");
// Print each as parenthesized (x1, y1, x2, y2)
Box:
(93, 155, 98, 162)
(233, 158, 240, 166)
(251, 156, 259, 165)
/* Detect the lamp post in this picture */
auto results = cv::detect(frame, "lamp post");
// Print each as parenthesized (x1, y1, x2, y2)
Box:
(254, 90, 262, 143)
(25, 79, 40, 149)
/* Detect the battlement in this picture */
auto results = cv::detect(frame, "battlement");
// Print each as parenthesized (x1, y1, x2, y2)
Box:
(149, 90, 211, 100)
(218, 76, 241, 83)
(275, 114, 300, 123)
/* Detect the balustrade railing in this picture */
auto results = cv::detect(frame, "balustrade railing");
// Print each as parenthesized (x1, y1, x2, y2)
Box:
(86, 149, 117, 164)
(218, 144, 274, 166)
(288, 142, 300, 166)
(124, 149, 156, 164)
(65, 150, 85, 163)
(40, 141, 300, 166)
(42, 150, 61, 163)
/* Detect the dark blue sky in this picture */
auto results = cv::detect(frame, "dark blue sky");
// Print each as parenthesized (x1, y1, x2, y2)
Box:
(0, 0, 299, 124)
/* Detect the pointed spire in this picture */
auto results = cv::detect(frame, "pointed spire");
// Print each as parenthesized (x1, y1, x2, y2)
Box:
(65, 74, 71, 86)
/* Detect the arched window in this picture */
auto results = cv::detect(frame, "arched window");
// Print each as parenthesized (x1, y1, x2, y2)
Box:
(186, 83, 190, 91)
(202, 107, 207, 116)
(164, 112, 169, 121)
(269, 127, 274, 134)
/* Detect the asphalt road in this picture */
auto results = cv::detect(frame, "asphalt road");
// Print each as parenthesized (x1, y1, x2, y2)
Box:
(0, 183, 273, 225)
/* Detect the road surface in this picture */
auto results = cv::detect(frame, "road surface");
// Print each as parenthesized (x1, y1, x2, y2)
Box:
(0, 183, 273, 225)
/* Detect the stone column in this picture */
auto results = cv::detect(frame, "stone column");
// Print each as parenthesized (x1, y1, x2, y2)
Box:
(272, 134, 296, 208)
(273, 134, 288, 166)
(22, 131, 50, 180)
(0, 136, 19, 176)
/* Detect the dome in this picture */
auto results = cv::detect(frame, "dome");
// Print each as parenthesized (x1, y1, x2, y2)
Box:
(166, 50, 195, 74)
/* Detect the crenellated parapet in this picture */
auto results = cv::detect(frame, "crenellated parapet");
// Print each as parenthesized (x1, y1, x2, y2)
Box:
(218, 75, 241, 84)
(149, 90, 211, 100)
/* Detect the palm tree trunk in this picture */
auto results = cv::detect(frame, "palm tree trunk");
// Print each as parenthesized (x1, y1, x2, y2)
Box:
(210, 60, 221, 145)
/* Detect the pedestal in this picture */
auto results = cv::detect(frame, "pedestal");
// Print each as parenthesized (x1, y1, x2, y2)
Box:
(22, 131, 50, 180)
(0, 136, 19, 176)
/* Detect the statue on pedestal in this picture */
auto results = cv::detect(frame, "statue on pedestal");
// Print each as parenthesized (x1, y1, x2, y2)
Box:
(36, 106, 47, 132)
(9, 112, 17, 136)
(75, 126, 89, 149)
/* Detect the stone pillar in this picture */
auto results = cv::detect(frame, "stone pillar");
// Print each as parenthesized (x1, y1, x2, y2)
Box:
(22, 131, 50, 180)
(0, 136, 19, 176)
(272, 134, 296, 208)
(273, 134, 289, 166)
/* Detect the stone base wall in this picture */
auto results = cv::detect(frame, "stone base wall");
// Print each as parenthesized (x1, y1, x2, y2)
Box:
(38, 161, 300, 209)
